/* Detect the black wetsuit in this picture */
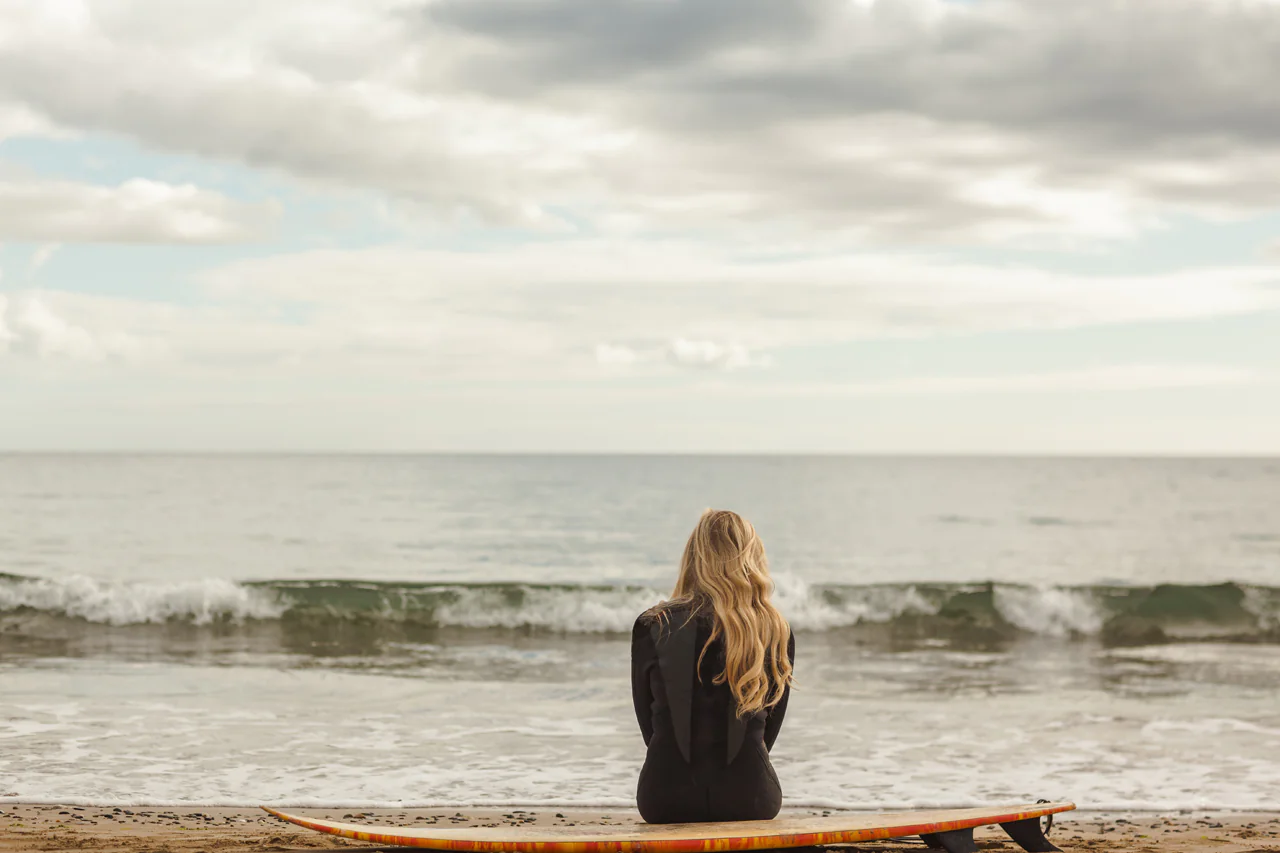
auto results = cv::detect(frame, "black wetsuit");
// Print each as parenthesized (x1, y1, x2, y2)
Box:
(630, 607, 795, 824)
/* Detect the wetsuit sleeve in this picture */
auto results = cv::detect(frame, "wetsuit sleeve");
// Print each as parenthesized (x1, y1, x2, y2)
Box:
(631, 616, 656, 746)
(763, 630, 795, 752)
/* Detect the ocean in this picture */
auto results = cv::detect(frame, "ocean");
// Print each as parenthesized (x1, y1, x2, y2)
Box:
(1, 454, 1278, 812)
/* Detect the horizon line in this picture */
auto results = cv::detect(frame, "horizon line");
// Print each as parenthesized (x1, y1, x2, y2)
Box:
(1, 449, 1278, 460)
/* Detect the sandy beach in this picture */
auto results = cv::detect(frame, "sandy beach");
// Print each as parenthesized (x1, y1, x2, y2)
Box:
(1, 806, 1276, 853)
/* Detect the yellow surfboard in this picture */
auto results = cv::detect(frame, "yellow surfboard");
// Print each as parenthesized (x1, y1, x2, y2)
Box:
(263, 801, 1075, 853)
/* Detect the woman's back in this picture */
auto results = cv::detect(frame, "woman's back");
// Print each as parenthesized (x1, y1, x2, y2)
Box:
(632, 605, 795, 823)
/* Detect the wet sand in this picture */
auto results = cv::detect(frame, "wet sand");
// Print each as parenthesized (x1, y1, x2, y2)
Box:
(1, 806, 1277, 853)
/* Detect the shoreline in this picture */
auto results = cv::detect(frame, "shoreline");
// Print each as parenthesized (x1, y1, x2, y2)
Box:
(2, 806, 1278, 853)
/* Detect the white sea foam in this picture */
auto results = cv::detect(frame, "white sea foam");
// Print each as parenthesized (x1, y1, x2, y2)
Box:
(432, 586, 663, 633)
(431, 574, 945, 633)
(993, 585, 1105, 637)
(0, 575, 286, 625)
(771, 573, 938, 629)
(1141, 717, 1280, 738)
(1108, 643, 1280, 668)
(1242, 584, 1280, 629)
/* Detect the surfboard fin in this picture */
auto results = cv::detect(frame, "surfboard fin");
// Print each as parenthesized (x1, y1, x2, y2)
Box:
(999, 817, 1061, 853)
(919, 827, 977, 853)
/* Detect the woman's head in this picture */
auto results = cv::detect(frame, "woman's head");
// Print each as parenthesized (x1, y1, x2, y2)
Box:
(660, 509, 793, 717)
(673, 509, 769, 604)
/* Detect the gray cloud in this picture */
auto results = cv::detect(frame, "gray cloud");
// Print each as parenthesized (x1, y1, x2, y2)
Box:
(433, 0, 1280, 142)
(3, 0, 1280, 239)
(429, 0, 1280, 223)
(0, 41, 555, 224)
(429, 0, 825, 76)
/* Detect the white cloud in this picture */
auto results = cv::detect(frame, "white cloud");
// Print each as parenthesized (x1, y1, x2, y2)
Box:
(594, 343, 639, 366)
(0, 178, 278, 243)
(0, 293, 102, 360)
(667, 339, 763, 371)
(596, 339, 767, 371)
(27, 243, 60, 276)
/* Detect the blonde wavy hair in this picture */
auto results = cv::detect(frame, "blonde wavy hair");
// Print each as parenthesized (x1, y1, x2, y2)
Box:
(651, 509, 793, 718)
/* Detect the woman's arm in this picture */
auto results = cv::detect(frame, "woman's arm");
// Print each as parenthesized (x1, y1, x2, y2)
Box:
(763, 630, 795, 752)
(631, 616, 656, 746)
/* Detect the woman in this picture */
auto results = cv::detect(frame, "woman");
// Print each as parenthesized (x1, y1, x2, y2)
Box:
(631, 509, 795, 824)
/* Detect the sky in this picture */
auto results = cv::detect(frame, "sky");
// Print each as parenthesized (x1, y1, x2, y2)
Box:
(2, 0, 1280, 454)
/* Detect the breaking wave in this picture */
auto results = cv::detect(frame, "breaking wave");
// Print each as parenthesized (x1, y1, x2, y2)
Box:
(2, 572, 1278, 645)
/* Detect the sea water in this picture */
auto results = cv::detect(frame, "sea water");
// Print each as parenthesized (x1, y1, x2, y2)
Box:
(1, 454, 1278, 811)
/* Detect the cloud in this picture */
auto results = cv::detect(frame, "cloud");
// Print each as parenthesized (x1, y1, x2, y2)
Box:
(4, 0, 1280, 239)
(596, 339, 767, 371)
(427, 0, 1280, 237)
(0, 0, 611, 227)
(5, 240, 1270, 378)
(666, 339, 763, 371)
(0, 101, 60, 141)
(0, 178, 277, 243)
(594, 343, 639, 367)
(0, 293, 104, 360)
(0, 289, 177, 364)
(740, 364, 1260, 397)
(27, 243, 59, 276)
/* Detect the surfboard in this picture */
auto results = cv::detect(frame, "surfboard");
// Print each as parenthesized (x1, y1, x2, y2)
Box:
(262, 801, 1075, 853)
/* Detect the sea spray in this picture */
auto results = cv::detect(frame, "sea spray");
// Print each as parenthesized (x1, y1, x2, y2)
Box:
(0, 573, 286, 625)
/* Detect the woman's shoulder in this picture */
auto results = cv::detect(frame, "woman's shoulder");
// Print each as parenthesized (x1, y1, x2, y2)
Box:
(633, 604, 663, 636)
(633, 609, 658, 634)
(633, 600, 706, 633)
